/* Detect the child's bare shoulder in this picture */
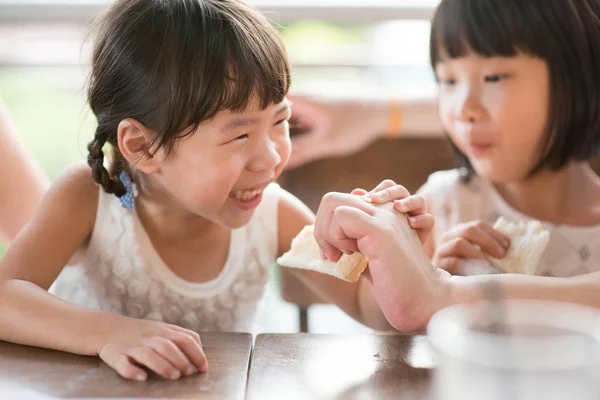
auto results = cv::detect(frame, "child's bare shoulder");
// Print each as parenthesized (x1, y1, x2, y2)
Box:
(57, 161, 99, 189)
(45, 162, 100, 224)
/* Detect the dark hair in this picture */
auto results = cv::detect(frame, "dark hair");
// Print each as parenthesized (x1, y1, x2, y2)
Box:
(430, 0, 600, 180)
(86, 0, 290, 196)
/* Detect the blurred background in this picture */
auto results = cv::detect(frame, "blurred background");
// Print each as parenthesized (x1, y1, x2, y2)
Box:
(0, 0, 439, 178)
(0, 0, 442, 333)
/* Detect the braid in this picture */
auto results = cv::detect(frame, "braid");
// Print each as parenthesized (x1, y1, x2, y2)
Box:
(87, 126, 126, 197)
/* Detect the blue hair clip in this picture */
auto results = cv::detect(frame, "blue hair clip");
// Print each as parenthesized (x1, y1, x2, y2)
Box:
(119, 171, 138, 211)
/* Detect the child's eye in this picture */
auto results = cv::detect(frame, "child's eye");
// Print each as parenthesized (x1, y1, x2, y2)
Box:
(438, 78, 456, 86)
(274, 118, 288, 126)
(484, 74, 508, 83)
(234, 134, 249, 141)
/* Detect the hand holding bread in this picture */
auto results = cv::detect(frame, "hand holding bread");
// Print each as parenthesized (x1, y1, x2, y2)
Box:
(314, 179, 434, 263)
(278, 180, 435, 283)
(487, 217, 550, 275)
(434, 217, 549, 275)
(277, 225, 369, 282)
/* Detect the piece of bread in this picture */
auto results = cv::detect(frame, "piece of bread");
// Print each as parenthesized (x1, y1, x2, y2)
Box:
(277, 225, 369, 283)
(487, 217, 550, 275)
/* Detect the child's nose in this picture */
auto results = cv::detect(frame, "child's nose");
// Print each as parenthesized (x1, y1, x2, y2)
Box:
(249, 140, 282, 172)
(456, 89, 484, 123)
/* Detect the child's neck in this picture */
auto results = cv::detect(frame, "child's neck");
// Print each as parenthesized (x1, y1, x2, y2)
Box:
(134, 195, 231, 283)
(493, 162, 600, 226)
(135, 195, 226, 244)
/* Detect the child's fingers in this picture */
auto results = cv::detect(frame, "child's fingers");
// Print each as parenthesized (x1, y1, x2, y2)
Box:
(328, 217, 360, 255)
(394, 196, 426, 214)
(168, 331, 209, 373)
(435, 256, 464, 274)
(458, 224, 506, 258)
(331, 206, 379, 259)
(361, 267, 373, 285)
(148, 337, 196, 376)
(330, 239, 359, 256)
(351, 188, 368, 196)
(320, 241, 343, 262)
(483, 224, 511, 249)
(113, 354, 148, 381)
(408, 214, 434, 231)
(315, 192, 376, 262)
(169, 325, 202, 346)
(320, 248, 328, 261)
(128, 347, 181, 380)
(441, 222, 506, 259)
(369, 185, 410, 204)
(436, 237, 487, 261)
(368, 179, 398, 194)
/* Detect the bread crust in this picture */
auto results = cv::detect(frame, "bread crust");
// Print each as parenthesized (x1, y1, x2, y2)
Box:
(277, 225, 369, 282)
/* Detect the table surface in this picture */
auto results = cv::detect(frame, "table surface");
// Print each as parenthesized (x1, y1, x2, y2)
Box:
(246, 333, 434, 400)
(0, 332, 253, 399)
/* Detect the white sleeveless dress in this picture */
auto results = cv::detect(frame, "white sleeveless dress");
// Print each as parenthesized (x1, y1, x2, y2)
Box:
(422, 169, 600, 277)
(50, 183, 282, 332)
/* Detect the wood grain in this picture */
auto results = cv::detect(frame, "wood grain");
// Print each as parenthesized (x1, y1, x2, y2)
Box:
(247, 333, 434, 400)
(0, 332, 252, 399)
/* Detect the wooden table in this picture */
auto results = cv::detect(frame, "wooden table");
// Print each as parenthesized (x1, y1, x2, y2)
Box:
(0, 332, 252, 399)
(247, 333, 434, 400)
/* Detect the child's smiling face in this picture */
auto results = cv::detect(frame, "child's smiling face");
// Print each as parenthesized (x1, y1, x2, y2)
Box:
(142, 97, 292, 229)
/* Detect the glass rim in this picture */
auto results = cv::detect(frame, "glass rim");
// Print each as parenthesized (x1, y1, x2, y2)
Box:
(427, 299, 600, 371)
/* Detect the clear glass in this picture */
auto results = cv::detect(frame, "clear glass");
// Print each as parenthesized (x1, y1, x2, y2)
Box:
(427, 299, 600, 400)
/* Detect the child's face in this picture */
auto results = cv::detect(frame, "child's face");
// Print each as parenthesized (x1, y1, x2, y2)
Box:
(435, 53, 550, 183)
(147, 97, 291, 229)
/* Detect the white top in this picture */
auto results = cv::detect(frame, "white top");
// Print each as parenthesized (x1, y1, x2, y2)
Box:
(421, 169, 600, 277)
(50, 183, 281, 333)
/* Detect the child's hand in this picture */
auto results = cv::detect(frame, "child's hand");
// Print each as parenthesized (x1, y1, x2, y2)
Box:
(433, 220, 511, 274)
(98, 317, 208, 381)
(315, 179, 434, 262)
(329, 202, 451, 331)
(353, 180, 434, 244)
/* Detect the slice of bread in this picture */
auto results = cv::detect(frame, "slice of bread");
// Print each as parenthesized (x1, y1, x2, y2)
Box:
(487, 217, 550, 275)
(277, 225, 369, 283)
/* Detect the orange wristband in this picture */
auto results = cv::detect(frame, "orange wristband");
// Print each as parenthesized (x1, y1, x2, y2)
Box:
(386, 100, 402, 139)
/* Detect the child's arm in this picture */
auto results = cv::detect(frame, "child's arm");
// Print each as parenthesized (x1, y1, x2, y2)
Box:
(277, 183, 432, 331)
(0, 100, 49, 243)
(451, 272, 600, 309)
(0, 163, 206, 380)
(327, 203, 600, 330)
(287, 95, 441, 169)
(277, 189, 392, 330)
(0, 164, 106, 350)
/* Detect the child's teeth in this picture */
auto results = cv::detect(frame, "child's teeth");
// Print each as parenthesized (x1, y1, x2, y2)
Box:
(231, 188, 262, 200)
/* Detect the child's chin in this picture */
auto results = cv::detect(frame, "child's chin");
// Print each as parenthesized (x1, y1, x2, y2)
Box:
(471, 162, 512, 183)
(484, 169, 527, 185)
(222, 212, 256, 229)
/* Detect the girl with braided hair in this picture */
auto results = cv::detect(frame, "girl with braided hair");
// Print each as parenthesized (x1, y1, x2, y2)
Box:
(0, 0, 432, 382)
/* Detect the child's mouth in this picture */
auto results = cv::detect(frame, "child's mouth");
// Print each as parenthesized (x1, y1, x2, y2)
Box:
(228, 185, 268, 211)
(468, 143, 494, 158)
(229, 187, 264, 201)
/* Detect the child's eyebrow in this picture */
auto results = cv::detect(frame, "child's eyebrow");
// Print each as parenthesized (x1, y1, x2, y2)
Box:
(223, 103, 291, 131)
(275, 103, 292, 117)
(223, 117, 258, 131)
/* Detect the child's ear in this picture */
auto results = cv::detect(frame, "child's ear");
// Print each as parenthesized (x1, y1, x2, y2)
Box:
(117, 118, 161, 174)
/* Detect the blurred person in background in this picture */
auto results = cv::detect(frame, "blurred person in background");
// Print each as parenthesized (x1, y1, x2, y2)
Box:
(0, 98, 48, 245)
